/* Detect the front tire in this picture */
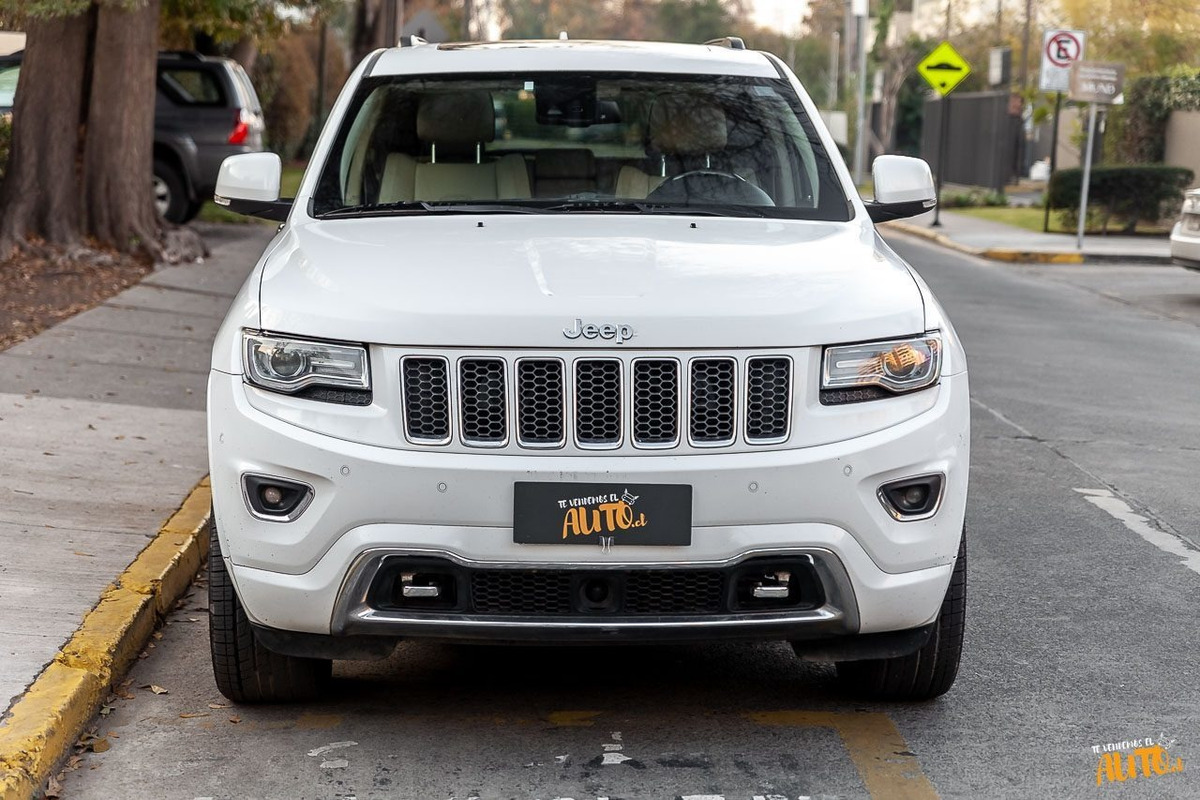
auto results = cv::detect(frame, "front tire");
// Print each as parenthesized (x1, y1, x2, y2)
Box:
(208, 520, 332, 703)
(834, 530, 966, 701)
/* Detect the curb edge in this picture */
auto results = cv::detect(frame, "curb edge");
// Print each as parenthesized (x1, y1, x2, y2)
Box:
(0, 480, 212, 800)
(882, 220, 1172, 265)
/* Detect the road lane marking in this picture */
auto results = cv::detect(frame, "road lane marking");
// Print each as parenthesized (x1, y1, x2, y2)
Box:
(1075, 488, 1200, 575)
(748, 711, 938, 800)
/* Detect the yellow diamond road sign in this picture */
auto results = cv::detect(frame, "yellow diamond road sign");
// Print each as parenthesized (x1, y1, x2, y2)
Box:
(918, 41, 971, 96)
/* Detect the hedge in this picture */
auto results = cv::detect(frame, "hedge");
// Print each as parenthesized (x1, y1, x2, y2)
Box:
(1116, 66, 1200, 164)
(1047, 165, 1194, 230)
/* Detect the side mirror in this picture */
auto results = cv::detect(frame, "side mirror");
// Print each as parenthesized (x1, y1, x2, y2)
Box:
(214, 153, 292, 222)
(866, 155, 936, 223)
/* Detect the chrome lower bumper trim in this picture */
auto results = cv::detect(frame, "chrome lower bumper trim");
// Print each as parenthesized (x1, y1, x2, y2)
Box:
(329, 546, 861, 643)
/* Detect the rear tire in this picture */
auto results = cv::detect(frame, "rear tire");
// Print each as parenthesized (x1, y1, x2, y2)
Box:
(153, 160, 190, 224)
(834, 529, 966, 701)
(208, 520, 332, 703)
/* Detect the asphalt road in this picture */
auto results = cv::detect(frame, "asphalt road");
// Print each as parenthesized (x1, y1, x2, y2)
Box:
(59, 235, 1200, 799)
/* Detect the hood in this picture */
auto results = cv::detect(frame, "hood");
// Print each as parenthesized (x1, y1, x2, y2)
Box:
(257, 215, 924, 349)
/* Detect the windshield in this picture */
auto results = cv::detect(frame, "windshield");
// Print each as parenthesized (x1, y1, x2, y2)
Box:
(312, 72, 852, 220)
(0, 64, 18, 109)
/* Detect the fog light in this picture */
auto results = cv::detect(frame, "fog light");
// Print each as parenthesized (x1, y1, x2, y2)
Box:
(879, 474, 944, 521)
(242, 473, 314, 521)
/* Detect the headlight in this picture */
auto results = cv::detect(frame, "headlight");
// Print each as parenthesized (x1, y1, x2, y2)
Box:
(822, 333, 942, 396)
(243, 333, 369, 394)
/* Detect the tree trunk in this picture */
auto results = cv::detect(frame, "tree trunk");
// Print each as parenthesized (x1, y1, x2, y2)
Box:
(230, 35, 258, 72)
(81, 0, 163, 258)
(0, 11, 90, 256)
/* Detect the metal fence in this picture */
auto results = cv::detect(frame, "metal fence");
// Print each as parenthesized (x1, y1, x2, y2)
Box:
(920, 91, 1022, 192)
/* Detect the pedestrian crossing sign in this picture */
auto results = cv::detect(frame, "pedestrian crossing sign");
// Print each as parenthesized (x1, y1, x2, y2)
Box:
(918, 42, 972, 96)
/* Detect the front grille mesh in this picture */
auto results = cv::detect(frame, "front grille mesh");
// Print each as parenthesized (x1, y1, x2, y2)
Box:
(689, 359, 736, 444)
(459, 359, 507, 444)
(517, 359, 565, 446)
(745, 357, 791, 441)
(574, 360, 622, 446)
(632, 359, 679, 446)
(400, 353, 793, 450)
(402, 358, 450, 442)
(470, 570, 726, 616)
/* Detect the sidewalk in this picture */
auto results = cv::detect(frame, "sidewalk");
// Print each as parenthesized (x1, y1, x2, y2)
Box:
(883, 209, 1173, 264)
(0, 223, 272, 718)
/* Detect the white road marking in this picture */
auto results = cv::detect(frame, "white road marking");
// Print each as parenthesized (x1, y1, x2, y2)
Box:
(601, 752, 632, 765)
(1076, 488, 1200, 575)
(602, 743, 622, 751)
(306, 740, 359, 757)
(319, 759, 349, 769)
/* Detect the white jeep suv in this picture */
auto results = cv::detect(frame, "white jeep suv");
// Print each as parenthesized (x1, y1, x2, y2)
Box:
(208, 36, 969, 703)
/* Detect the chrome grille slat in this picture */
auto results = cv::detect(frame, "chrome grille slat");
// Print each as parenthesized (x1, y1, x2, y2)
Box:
(745, 357, 792, 443)
(516, 359, 566, 447)
(401, 357, 451, 444)
(689, 358, 736, 446)
(459, 358, 508, 446)
(574, 359, 622, 448)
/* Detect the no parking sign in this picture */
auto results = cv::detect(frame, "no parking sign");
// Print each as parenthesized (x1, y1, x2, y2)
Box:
(1039, 29, 1086, 92)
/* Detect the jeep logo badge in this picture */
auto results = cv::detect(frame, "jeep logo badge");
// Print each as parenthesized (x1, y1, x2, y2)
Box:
(563, 318, 636, 345)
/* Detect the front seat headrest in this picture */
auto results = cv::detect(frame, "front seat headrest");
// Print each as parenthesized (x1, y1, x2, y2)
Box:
(649, 93, 728, 156)
(417, 92, 496, 146)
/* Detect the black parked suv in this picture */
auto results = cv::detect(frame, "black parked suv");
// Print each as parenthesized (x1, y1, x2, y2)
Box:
(0, 50, 264, 223)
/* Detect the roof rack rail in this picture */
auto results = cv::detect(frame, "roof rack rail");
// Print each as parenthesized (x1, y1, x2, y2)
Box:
(704, 36, 746, 50)
(398, 35, 428, 47)
(158, 50, 205, 61)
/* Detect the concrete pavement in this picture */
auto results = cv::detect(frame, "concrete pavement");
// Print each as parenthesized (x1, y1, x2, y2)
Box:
(885, 209, 1172, 264)
(55, 238, 1200, 799)
(0, 223, 272, 792)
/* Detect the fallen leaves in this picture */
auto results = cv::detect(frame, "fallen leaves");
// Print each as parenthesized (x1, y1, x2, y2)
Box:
(140, 684, 168, 695)
(179, 712, 210, 719)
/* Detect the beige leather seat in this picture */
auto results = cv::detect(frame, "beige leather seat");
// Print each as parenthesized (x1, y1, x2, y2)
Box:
(616, 94, 728, 199)
(533, 149, 597, 197)
(379, 92, 530, 203)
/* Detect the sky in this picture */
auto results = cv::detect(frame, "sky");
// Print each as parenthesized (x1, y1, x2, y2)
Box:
(750, 0, 810, 34)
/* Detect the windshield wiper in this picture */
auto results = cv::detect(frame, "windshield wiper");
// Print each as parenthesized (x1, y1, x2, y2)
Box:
(545, 200, 767, 218)
(318, 201, 550, 219)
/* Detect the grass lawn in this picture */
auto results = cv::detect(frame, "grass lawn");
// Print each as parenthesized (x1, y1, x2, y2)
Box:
(952, 205, 1169, 235)
(198, 162, 307, 225)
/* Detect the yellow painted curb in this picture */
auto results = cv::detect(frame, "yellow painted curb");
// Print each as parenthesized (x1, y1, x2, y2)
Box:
(883, 220, 1087, 264)
(0, 481, 211, 800)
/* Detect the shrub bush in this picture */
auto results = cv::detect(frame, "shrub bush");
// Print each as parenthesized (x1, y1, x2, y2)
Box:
(1046, 165, 1193, 232)
(940, 188, 1008, 208)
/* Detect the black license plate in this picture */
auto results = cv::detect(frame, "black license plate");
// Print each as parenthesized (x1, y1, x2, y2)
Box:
(513, 482, 692, 546)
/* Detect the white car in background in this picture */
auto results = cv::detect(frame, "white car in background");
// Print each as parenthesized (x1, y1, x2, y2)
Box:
(208, 36, 969, 704)
(1171, 188, 1200, 270)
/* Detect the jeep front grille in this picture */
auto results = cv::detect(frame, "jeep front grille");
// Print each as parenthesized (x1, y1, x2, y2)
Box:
(400, 353, 792, 451)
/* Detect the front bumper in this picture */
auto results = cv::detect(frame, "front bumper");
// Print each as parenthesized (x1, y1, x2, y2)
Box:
(1171, 220, 1200, 270)
(208, 369, 968, 640)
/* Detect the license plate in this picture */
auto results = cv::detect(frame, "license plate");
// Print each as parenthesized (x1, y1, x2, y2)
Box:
(513, 482, 692, 546)
(1186, 216, 1200, 232)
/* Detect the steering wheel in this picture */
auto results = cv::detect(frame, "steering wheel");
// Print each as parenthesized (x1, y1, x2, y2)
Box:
(645, 169, 775, 207)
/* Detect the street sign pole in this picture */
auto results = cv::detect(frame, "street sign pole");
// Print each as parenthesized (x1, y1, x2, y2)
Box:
(915, 41, 972, 228)
(933, 97, 949, 227)
(1076, 101, 1097, 250)
(1042, 91, 1062, 233)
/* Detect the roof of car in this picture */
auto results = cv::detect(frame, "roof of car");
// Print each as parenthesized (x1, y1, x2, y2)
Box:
(368, 39, 780, 79)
